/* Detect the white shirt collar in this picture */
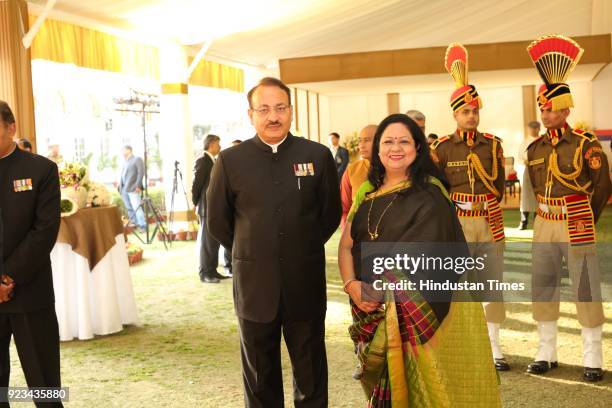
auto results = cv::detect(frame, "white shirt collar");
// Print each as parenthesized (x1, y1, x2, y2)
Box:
(204, 151, 216, 161)
(0, 143, 17, 160)
(259, 135, 288, 153)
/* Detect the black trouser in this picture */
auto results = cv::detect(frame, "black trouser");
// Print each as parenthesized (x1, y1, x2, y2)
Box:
(520, 211, 530, 225)
(224, 247, 232, 270)
(198, 215, 220, 279)
(238, 304, 328, 408)
(0, 307, 62, 408)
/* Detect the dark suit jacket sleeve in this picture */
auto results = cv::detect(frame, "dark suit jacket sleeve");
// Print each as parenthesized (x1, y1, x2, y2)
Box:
(206, 153, 234, 248)
(5, 162, 61, 285)
(318, 150, 342, 243)
(338, 147, 349, 176)
(191, 157, 208, 206)
(136, 157, 145, 189)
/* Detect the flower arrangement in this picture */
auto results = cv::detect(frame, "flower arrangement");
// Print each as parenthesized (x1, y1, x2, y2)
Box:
(60, 196, 78, 217)
(59, 162, 89, 188)
(59, 162, 89, 210)
(343, 131, 359, 155)
(86, 182, 112, 207)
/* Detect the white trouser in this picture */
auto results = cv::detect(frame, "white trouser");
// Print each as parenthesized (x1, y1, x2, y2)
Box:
(535, 321, 603, 368)
(487, 322, 504, 359)
(535, 321, 558, 362)
(582, 325, 603, 368)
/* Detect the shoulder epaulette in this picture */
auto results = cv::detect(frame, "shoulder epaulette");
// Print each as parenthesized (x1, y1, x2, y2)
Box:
(527, 135, 544, 149)
(431, 135, 450, 150)
(572, 128, 597, 142)
(482, 133, 503, 143)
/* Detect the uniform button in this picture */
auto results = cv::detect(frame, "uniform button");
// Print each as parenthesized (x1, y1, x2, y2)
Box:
(272, 157, 279, 161)
(275, 207, 281, 213)
(279, 257, 284, 262)
(273, 181, 281, 185)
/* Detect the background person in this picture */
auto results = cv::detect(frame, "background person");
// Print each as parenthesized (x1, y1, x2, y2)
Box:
(329, 132, 349, 182)
(119, 145, 146, 230)
(340, 125, 376, 229)
(191, 134, 229, 283)
(518, 121, 540, 229)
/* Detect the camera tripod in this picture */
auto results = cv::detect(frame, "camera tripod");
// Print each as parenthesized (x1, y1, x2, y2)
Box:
(167, 160, 197, 247)
(126, 194, 168, 249)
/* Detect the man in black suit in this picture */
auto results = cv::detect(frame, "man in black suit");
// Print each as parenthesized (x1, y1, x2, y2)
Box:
(328, 132, 349, 182)
(192, 134, 229, 283)
(208, 78, 341, 407)
(0, 101, 63, 407)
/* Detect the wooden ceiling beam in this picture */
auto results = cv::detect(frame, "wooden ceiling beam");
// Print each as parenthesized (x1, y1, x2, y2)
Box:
(280, 34, 611, 84)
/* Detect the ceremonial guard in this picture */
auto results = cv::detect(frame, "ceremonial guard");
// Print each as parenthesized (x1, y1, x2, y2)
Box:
(431, 44, 508, 371)
(525, 35, 611, 381)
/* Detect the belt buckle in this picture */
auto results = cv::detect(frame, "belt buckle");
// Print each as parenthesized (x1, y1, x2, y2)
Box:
(455, 201, 472, 211)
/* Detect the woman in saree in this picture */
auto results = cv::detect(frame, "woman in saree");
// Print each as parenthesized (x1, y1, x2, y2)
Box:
(338, 114, 501, 407)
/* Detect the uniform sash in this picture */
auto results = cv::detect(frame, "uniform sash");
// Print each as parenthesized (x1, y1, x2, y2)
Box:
(450, 192, 505, 242)
(536, 194, 595, 245)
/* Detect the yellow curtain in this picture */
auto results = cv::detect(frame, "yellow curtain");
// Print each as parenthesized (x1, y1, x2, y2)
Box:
(189, 58, 244, 93)
(29, 16, 160, 79)
(29, 16, 245, 92)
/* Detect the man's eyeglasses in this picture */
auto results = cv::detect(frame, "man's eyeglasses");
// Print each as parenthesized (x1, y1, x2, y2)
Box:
(251, 104, 291, 116)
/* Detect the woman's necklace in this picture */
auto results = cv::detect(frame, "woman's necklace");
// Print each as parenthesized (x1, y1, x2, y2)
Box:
(367, 192, 398, 240)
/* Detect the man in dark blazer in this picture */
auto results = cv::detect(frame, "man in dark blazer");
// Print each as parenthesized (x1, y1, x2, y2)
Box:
(119, 145, 145, 229)
(191, 134, 229, 283)
(0, 101, 63, 407)
(208, 78, 341, 407)
(329, 132, 349, 182)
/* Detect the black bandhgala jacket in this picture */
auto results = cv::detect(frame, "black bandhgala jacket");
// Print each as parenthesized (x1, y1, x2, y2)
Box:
(207, 134, 341, 323)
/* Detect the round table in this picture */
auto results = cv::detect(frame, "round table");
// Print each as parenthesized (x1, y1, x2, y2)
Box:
(51, 206, 139, 341)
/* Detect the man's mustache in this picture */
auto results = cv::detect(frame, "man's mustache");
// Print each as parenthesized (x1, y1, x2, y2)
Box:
(266, 121, 281, 127)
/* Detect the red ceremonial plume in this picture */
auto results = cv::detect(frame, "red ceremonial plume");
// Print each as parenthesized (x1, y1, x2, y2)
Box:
(445, 43, 468, 88)
(526, 35, 583, 85)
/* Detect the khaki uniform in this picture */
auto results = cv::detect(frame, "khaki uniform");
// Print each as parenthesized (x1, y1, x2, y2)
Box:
(527, 126, 611, 327)
(432, 131, 506, 324)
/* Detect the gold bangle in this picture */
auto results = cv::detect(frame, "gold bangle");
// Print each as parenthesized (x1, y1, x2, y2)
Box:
(343, 278, 358, 294)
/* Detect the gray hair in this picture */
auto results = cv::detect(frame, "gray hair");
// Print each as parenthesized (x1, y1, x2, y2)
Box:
(405, 110, 426, 121)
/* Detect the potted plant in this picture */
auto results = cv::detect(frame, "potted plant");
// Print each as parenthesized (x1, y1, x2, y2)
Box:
(187, 225, 198, 240)
(126, 242, 144, 265)
(175, 229, 188, 241)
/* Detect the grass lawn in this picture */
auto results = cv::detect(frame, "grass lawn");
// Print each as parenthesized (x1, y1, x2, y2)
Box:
(8, 210, 612, 407)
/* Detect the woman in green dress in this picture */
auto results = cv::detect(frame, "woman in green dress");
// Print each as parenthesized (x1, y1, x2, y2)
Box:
(338, 113, 501, 407)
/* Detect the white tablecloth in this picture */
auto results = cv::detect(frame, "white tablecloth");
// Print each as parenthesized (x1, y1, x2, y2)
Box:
(50, 234, 140, 341)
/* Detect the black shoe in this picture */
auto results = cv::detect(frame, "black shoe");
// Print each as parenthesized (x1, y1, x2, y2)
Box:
(518, 221, 528, 230)
(495, 358, 510, 371)
(201, 276, 220, 284)
(583, 367, 603, 382)
(526, 360, 558, 374)
(212, 271, 231, 280)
